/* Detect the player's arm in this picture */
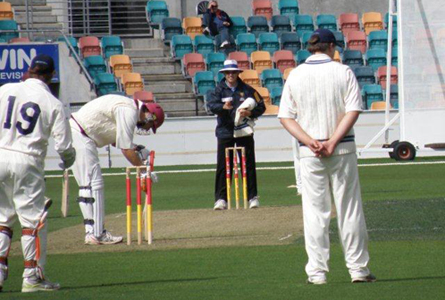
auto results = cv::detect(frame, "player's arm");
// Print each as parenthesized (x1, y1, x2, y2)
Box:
(51, 101, 76, 168)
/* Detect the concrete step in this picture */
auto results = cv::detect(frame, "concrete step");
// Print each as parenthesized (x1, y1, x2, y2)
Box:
(124, 48, 165, 58)
(18, 23, 63, 30)
(15, 15, 57, 24)
(123, 38, 166, 50)
(146, 81, 190, 94)
(142, 74, 186, 83)
(13, 5, 52, 12)
(132, 57, 176, 64)
(166, 111, 207, 118)
(133, 63, 177, 75)
(9, 0, 46, 6)
(154, 92, 196, 100)
(157, 99, 198, 113)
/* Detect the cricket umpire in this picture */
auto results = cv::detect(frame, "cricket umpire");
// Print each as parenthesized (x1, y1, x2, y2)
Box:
(0, 54, 75, 292)
(279, 29, 375, 284)
(70, 95, 164, 245)
(207, 60, 266, 210)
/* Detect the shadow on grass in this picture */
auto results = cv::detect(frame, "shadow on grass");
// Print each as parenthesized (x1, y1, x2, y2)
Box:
(376, 275, 445, 283)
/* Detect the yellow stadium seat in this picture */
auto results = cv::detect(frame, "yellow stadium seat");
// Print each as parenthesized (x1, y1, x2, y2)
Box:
(183, 17, 203, 39)
(250, 51, 272, 75)
(253, 86, 270, 105)
(239, 70, 261, 87)
(370, 101, 390, 110)
(333, 50, 341, 63)
(0, 2, 13, 20)
(283, 68, 293, 81)
(109, 55, 133, 78)
(121, 72, 144, 96)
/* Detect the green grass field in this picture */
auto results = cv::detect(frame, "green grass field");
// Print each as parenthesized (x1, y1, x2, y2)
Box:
(2, 157, 445, 299)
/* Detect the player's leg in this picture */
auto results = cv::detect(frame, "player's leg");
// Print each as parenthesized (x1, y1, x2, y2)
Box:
(214, 138, 235, 210)
(329, 153, 373, 282)
(291, 137, 302, 195)
(300, 156, 331, 284)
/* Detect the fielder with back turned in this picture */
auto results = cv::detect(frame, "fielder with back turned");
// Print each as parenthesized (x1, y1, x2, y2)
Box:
(0, 54, 76, 292)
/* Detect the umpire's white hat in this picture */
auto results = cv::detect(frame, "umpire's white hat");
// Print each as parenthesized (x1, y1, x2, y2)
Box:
(219, 60, 243, 73)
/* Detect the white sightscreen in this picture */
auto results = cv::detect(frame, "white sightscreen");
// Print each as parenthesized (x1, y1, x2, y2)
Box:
(399, 0, 445, 147)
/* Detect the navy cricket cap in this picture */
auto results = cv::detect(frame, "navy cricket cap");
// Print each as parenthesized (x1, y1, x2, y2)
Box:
(30, 54, 55, 74)
(310, 29, 341, 46)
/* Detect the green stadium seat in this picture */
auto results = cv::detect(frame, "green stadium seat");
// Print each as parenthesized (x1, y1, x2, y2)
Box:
(301, 31, 313, 49)
(0, 20, 18, 42)
(278, 0, 299, 20)
(161, 18, 183, 43)
(216, 72, 225, 82)
(84, 55, 107, 78)
(146, 0, 169, 28)
(391, 47, 398, 67)
(258, 32, 280, 55)
(342, 50, 363, 68)
(194, 35, 214, 57)
(101, 35, 123, 59)
(170, 34, 193, 59)
(332, 31, 345, 48)
(193, 71, 216, 95)
(368, 30, 388, 51)
(271, 15, 292, 37)
(270, 86, 283, 105)
(384, 13, 397, 29)
(390, 84, 398, 109)
(280, 32, 301, 54)
(94, 73, 118, 96)
(236, 33, 258, 56)
(294, 15, 314, 36)
(247, 16, 269, 38)
(296, 49, 310, 64)
(361, 84, 383, 109)
(316, 14, 337, 31)
(261, 68, 283, 90)
(365, 48, 387, 71)
(206, 52, 226, 77)
(229, 16, 248, 39)
(58, 36, 79, 55)
(353, 66, 376, 88)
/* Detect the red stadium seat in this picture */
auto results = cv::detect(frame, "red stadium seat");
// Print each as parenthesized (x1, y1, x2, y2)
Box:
(9, 37, 31, 43)
(228, 51, 250, 70)
(377, 66, 398, 88)
(79, 36, 101, 58)
(182, 53, 205, 77)
(252, 0, 273, 20)
(339, 13, 360, 35)
(134, 90, 155, 103)
(272, 50, 296, 74)
(346, 31, 367, 54)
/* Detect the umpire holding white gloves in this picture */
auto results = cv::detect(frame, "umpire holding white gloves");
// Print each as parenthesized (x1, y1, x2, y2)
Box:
(70, 95, 164, 245)
(207, 60, 266, 210)
(0, 54, 75, 292)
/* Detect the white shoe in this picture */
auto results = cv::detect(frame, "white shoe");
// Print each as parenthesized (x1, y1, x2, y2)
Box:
(0, 264, 7, 292)
(84, 233, 100, 245)
(22, 276, 60, 293)
(220, 41, 229, 48)
(248, 197, 260, 209)
(98, 230, 123, 245)
(213, 199, 227, 210)
(307, 277, 327, 285)
(352, 274, 377, 283)
(203, 27, 210, 35)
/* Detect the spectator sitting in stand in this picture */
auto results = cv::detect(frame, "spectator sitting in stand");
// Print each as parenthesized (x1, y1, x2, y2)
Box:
(202, 1, 233, 48)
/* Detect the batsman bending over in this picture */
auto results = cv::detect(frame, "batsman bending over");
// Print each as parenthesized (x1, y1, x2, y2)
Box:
(70, 95, 164, 245)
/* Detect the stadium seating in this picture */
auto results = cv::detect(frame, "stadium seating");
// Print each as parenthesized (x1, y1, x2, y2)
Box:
(214, 34, 236, 54)
(247, 16, 269, 38)
(301, 31, 313, 49)
(361, 84, 384, 109)
(229, 16, 248, 39)
(390, 84, 398, 108)
(365, 48, 387, 71)
(0, 2, 13, 20)
(280, 32, 301, 54)
(0, 38, 6, 43)
(58, 36, 79, 55)
(368, 30, 388, 51)
(294, 15, 314, 36)
(346, 31, 367, 54)
(377, 66, 398, 88)
(101, 36, 124, 58)
(161, 18, 183, 43)
(370, 101, 389, 110)
(9, 37, 30, 43)
(146, 0, 169, 28)
(182, 53, 206, 77)
(271, 15, 292, 37)
(384, 12, 397, 29)
(354, 66, 376, 88)
(273, 50, 296, 73)
(261, 68, 283, 90)
(193, 35, 214, 57)
(183, 17, 203, 39)
(316, 14, 337, 31)
(170, 34, 193, 59)
(216, 72, 225, 82)
(109, 54, 133, 77)
(228, 51, 250, 70)
(362, 12, 384, 35)
(0, 20, 18, 42)
(333, 50, 341, 62)
(252, 0, 273, 20)
(270, 86, 283, 105)
(236, 33, 258, 56)
(134, 90, 155, 102)
(296, 49, 311, 64)
(94, 73, 118, 96)
(206, 52, 226, 76)
(251, 51, 272, 74)
(79, 36, 101, 58)
(342, 50, 364, 67)
(193, 71, 216, 95)
(332, 31, 345, 48)
(239, 69, 261, 87)
(83, 55, 107, 78)
(339, 13, 360, 35)
(278, 0, 299, 19)
(283, 68, 293, 80)
(391, 29, 398, 47)
(258, 32, 280, 55)
(254, 86, 271, 104)
(391, 47, 398, 66)
(121, 73, 144, 96)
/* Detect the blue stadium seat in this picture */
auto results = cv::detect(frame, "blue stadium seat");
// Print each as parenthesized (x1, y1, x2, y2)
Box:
(361, 84, 384, 109)
(392, 29, 398, 47)
(261, 68, 283, 90)
(353, 66, 376, 88)
(0, 38, 6, 43)
(216, 72, 225, 82)
(316, 14, 337, 31)
(146, 0, 169, 28)
(296, 49, 311, 64)
(229, 16, 248, 39)
(365, 48, 387, 71)
(161, 18, 183, 43)
(332, 31, 345, 48)
(58, 36, 79, 55)
(270, 86, 283, 105)
(294, 15, 314, 36)
(258, 32, 280, 55)
(193, 71, 216, 95)
(342, 50, 363, 68)
(101, 36, 123, 59)
(94, 73, 118, 96)
(280, 32, 301, 54)
(83, 55, 107, 78)
(247, 16, 269, 38)
(194, 35, 214, 57)
(384, 13, 397, 29)
(271, 15, 292, 37)
(236, 33, 258, 56)
(301, 31, 313, 49)
(206, 52, 226, 77)
(368, 30, 388, 51)
(278, 0, 299, 20)
(390, 84, 398, 109)
(0, 20, 18, 42)
(170, 34, 193, 59)
(391, 47, 398, 67)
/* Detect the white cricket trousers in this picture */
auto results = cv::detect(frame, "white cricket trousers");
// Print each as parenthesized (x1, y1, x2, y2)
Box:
(300, 152, 370, 281)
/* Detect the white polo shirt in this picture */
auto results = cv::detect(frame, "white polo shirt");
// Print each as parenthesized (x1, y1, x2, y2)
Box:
(278, 53, 363, 158)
